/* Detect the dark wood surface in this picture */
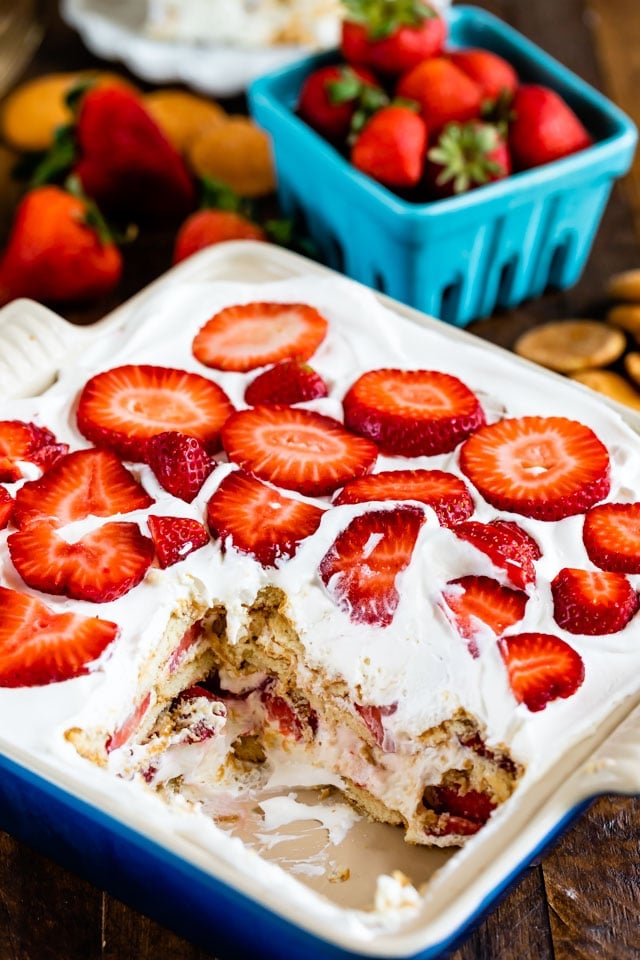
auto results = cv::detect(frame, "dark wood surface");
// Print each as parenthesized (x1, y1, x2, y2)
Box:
(1, 2, 640, 958)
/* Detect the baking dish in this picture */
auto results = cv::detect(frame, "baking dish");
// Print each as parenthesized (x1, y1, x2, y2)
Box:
(1, 241, 640, 959)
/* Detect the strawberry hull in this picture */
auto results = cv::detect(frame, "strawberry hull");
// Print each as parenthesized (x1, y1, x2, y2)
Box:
(249, 5, 637, 326)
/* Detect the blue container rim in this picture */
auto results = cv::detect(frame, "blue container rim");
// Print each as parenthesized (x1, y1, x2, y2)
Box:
(248, 4, 638, 222)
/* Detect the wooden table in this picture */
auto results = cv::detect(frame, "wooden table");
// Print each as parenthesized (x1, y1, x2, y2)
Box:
(1, 2, 640, 958)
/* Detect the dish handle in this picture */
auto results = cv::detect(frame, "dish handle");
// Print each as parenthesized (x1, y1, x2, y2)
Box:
(570, 701, 640, 800)
(0, 298, 85, 401)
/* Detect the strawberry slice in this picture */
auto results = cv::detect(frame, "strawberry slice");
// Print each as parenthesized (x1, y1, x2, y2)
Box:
(12, 448, 153, 529)
(146, 431, 215, 503)
(0, 585, 118, 687)
(423, 784, 496, 826)
(453, 519, 541, 590)
(319, 505, 426, 626)
(8, 519, 154, 603)
(441, 575, 528, 654)
(147, 515, 209, 569)
(192, 302, 328, 373)
(459, 416, 610, 521)
(333, 468, 474, 527)
(583, 502, 640, 574)
(206, 469, 324, 567)
(0, 487, 13, 529)
(77, 364, 234, 462)
(0, 420, 69, 482)
(354, 702, 397, 750)
(551, 567, 639, 635)
(498, 632, 585, 712)
(221, 406, 378, 497)
(244, 359, 329, 407)
(342, 368, 485, 456)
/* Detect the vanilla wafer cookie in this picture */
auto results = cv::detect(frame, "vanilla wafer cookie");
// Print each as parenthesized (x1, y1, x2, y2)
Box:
(514, 320, 626, 373)
(570, 369, 640, 411)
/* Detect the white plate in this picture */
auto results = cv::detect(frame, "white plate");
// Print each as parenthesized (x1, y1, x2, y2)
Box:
(60, 0, 334, 97)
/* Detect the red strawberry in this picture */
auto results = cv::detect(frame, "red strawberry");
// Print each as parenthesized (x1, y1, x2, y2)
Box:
(498, 632, 585, 712)
(173, 209, 266, 265)
(424, 814, 484, 838)
(424, 784, 496, 826)
(0, 186, 122, 307)
(77, 364, 234, 462)
(0, 487, 13, 529)
(354, 702, 397, 750)
(0, 420, 69, 482)
(396, 58, 483, 134)
(453, 519, 541, 590)
(333, 468, 474, 527)
(425, 121, 511, 198)
(12, 448, 153, 529)
(343, 368, 485, 456)
(8, 519, 154, 603)
(319, 505, 426, 626)
(106, 692, 152, 753)
(551, 567, 639, 636)
(351, 105, 428, 189)
(583, 502, 640, 574)
(341, 0, 446, 74)
(221, 406, 378, 497)
(297, 64, 380, 142)
(74, 85, 195, 218)
(509, 85, 593, 171)
(146, 431, 214, 503)
(244, 359, 328, 407)
(192, 301, 328, 373)
(261, 683, 309, 740)
(448, 49, 518, 104)
(147, 515, 209, 568)
(459, 416, 610, 521)
(441, 575, 528, 653)
(0, 585, 118, 687)
(206, 469, 324, 566)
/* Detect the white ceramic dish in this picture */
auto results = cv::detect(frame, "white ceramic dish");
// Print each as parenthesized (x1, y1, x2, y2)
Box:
(1, 241, 640, 959)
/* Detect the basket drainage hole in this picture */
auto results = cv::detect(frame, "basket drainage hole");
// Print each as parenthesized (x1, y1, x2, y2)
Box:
(496, 259, 517, 305)
(546, 239, 572, 290)
(439, 280, 463, 323)
(321, 233, 344, 271)
(373, 272, 387, 293)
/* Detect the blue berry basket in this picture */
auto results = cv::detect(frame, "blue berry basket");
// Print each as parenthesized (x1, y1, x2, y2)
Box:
(249, 5, 637, 327)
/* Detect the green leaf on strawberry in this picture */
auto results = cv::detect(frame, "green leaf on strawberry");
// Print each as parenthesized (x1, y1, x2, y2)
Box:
(343, 0, 437, 40)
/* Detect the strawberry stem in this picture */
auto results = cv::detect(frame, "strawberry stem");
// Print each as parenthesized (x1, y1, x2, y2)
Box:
(342, 0, 438, 38)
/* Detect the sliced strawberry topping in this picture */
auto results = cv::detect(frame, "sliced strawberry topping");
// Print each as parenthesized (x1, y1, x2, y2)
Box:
(77, 364, 234, 461)
(0, 487, 13, 529)
(0, 585, 118, 687)
(498, 632, 585, 712)
(460, 416, 610, 521)
(146, 431, 215, 503)
(453, 519, 541, 590)
(424, 784, 496, 826)
(334, 468, 474, 527)
(244, 359, 329, 406)
(583, 502, 640, 574)
(0, 420, 69, 482)
(221, 406, 378, 497)
(342, 368, 485, 456)
(206, 469, 324, 567)
(8, 519, 154, 603)
(12, 448, 153, 529)
(551, 567, 639, 635)
(354, 702, 397, 751)
(192, 301, 328, 373)
(147, 515, 209, 569)
(441, 575, 528, 654)
(319, 505, 426, 626)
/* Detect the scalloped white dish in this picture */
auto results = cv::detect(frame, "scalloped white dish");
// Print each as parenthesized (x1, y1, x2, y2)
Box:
(59, 0, 341, 97)
(1, 242, 640, 959)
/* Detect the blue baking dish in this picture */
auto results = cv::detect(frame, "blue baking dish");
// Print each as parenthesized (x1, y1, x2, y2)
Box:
(249, 5, 637, 326)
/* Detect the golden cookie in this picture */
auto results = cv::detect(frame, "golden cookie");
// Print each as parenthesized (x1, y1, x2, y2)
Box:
(570, 369, 640, 412)
(187, 116, 276, 197)
(143, 89, 227, 155)
(624, 352, 640, 387)
(608, 268, 640, 302)
(1, 71, 135, 152)
(607, 304, 640, 341)
(514, 319, 626, 373)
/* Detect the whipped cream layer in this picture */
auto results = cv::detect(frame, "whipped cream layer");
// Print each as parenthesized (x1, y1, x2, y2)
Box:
(2, 271, 640, 928)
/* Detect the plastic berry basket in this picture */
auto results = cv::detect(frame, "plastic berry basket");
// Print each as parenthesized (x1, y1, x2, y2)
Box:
(248, 4, 637, 327)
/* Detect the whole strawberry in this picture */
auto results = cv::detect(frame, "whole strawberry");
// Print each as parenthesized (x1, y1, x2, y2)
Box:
(341, 0, 447, 75)
(396, 58, 484, 134)
(449, 49, 518, 105)
(425, 121, 511, 197)
(509, 84, 593, 170)
(351, 104, 428, 189)
(0, 184, 122, 306)
(173, 209, 266, 264)
(74, 85, 196, 218)
(297, 64, 380, 142)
